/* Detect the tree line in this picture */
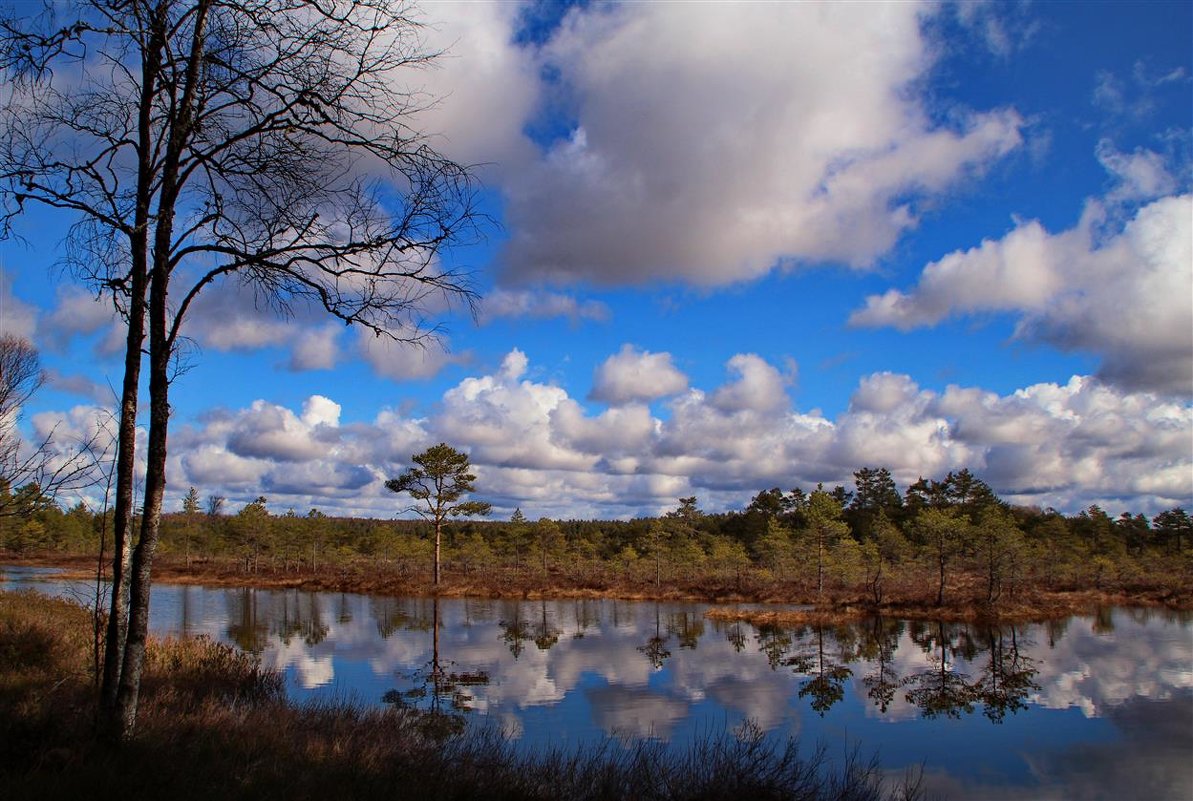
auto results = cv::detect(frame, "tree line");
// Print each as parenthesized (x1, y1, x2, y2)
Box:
(6, 465, 1190, 605)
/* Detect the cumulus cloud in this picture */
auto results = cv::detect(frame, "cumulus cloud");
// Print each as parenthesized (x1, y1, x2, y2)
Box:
(38, 285, 117, 351)
(183, 281, 295, 352)
(95, 349, 1185, 520)
(288, 325, 341, 371)
(493, 2, 1022, 287)
(404, 1, 539, 171)
(589, 345, 688, 406)
(0, 271, 38, 339)
(44, 369, 112, 404)
(851, 194, 1193, 395)
(710, 354, 789, 414)
(355, 328, 467, 381)
(480, 289, 610, 325)
(433, 349, 590, 472)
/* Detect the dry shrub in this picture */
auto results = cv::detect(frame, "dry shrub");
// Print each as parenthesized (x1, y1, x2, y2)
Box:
(142, 635, 284, 708)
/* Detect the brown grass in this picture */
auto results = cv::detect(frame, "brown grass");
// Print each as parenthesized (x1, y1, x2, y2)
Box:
(10, 551, 1191, 625)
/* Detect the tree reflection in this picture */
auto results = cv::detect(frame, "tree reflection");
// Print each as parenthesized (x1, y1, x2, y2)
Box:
(786, 625, 853, 716)
(974, 625, 1039, 723)
(533, 600, 560, 651)
(372, 596, 430, 639)
(638, 604, 672, 670)
(498, 602, 533, 659)
(859, 617, 903, 713)
(1045, 616, 1069, 648)
(274, 590, 328, 647)
(384, 596, 490, 740)
(226, 587, 269, 654)
(725, 620, 748, 653)
(572, 599, 599, 638)
(756, 623, 793, 669)
(667, 611, 704, 650)
(336, 592, 353, 624)
(1093, 606, 1116, 635)
(903, 620, 979, 719)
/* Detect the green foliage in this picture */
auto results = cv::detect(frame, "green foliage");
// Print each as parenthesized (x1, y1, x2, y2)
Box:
(8, 462, 1182, 610)
(800, 488, 851, 596)
(386, 443, 491, 520)
(707, 536, 750, 581)
(752, 518, 795, 577)
(386, 443, 491, 585)
(531, 517, 565, 573)
(914, 507, 969, 606)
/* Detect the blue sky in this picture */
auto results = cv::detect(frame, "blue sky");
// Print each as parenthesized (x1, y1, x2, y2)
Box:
(2, 0, 1190, 520)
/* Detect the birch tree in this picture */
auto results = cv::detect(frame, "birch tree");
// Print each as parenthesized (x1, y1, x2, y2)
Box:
(1, 0, 482, 738)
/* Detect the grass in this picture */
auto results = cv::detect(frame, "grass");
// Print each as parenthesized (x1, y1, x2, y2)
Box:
(22, 550, 1192, 627)
(0, 590, 924, 801)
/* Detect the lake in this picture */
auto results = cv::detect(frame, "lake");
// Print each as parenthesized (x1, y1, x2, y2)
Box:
(4, 564, 1191, 800)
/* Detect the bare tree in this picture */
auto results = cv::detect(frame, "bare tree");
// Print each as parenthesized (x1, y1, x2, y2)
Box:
(0, 335, 103, 517)
(2, 0, 483, 739)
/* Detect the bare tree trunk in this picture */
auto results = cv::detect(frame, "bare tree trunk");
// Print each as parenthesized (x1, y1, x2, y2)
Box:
(817, 529, 825, 598)
(112, 3, 208, 737)
(434, 519, 442, 587)
(99, 1, 165, 726)
(937, 549, 946, 607)
(100, 261, 146, 718)
(114, 273, 171, 737)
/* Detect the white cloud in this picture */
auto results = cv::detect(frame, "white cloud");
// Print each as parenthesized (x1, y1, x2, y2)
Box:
(589, 344, 688, 406)
(552, 400, 657, 456)
(710, 354, 789, 414)
(947, 0, 1038, 59)
(181, 444, 271, 489)
(106, 349, 1189, 520)
(1096, 141, 1177, 203)
(480, 289, 610, 325)
(405, 1, 540, 171)
(225, 400, 333, 463)
(492, 2, 1022, 286)
(356, 329, 466, 381)
(301, 395, 341, 428)
(851, 194, 1193, 395)
(44, 369, 111, 404)
(1094, 61, 1190, 119)
(183, 281, 295, 352)
(39, 285, 117, 351)
(433, 349, 592, 472)
(0, 271, 38, 339)
(288, 325, 341, 371)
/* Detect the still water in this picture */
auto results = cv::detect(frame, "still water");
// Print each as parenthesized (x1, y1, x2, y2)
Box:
(5, 565, 1191, 800)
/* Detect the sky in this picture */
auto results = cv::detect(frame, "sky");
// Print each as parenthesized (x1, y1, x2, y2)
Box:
(1, 0, 1191, 521)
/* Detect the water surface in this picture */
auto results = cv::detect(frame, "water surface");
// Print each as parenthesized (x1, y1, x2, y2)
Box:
(5, 565, 1191, 799)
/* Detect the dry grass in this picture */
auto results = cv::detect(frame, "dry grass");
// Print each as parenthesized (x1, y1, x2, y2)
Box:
(0, 590, 923, 801)
(15, 550, 1190, 626)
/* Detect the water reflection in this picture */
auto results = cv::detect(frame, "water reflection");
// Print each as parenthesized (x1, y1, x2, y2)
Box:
(383, 597, 491, 739)
(786, 626, 853, 717)
(638, 604, 671, 670)
(3, 567, 1191, 800)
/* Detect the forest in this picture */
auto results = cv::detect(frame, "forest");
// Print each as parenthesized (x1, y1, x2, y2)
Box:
(4, 466, 1190, 616)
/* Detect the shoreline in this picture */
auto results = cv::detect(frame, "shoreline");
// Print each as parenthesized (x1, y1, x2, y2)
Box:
(5, 552, 1190, 625)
